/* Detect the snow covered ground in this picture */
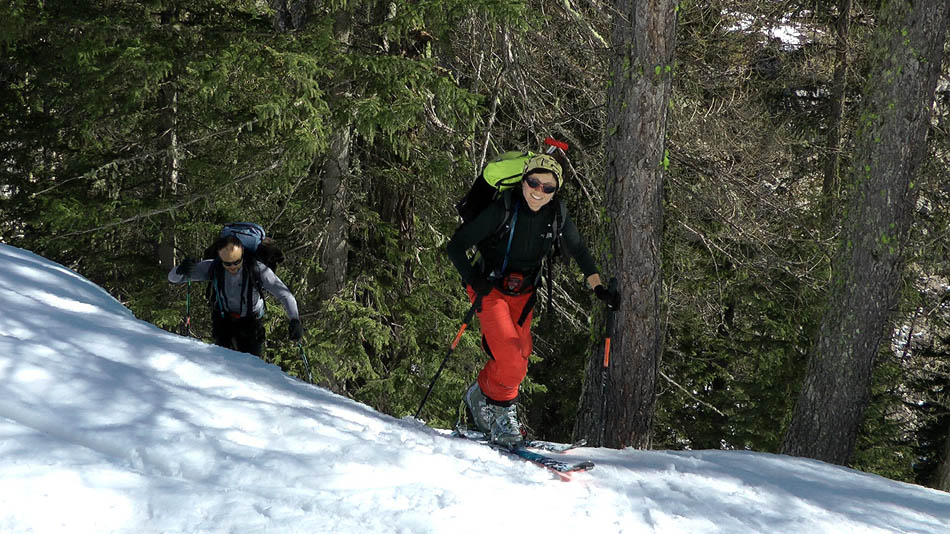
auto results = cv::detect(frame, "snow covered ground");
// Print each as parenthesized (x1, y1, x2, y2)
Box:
(0, 242, 948, 534)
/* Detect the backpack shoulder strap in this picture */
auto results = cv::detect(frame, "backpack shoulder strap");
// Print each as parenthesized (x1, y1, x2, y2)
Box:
(245, 257, 267, 315)
(478, 190, 521, 279)
(555, 197, 567, 235)
(207, 259, 227, 316)
(492, 189, 517, 238)
(550, 197, 567, 255)
(543, 198, 568, 314)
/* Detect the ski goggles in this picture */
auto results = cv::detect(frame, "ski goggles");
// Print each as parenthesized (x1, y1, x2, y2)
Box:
(524, 176, 558, 194)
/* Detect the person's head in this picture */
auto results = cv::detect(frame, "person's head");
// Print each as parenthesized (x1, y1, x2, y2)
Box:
(521, 154, 562, 212)
(215, 236, 244, 274)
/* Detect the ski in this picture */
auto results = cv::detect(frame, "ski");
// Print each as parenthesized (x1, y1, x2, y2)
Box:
(452, 428, 595, 479)
(454, 428, 587, 453)
(508, 446, 595, 475)
(525, 438, 588, 453)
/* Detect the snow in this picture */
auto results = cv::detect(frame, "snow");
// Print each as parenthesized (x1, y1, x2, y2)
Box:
(726, 11, 804, 48)
(0, 242, 948, 534)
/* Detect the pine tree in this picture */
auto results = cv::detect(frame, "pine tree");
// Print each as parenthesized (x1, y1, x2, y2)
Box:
(572, 0, 677, 449)
(781, 0, 949, 465)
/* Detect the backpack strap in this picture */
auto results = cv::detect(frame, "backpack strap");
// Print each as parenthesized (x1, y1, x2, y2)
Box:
(208, 258, 265, 318)
(516, 198, 566, 326)
(556, 198, 567, 245)
(247, 258, 267, 316)
(498, 200, 520, 276)
(492, 189, 516, 237)
(242, 261, 253, 317)
(478, 190, 517, 279)
(517, 291, 537, 326)
(545, 198, 567, 313)
(208, 259, 227, 317)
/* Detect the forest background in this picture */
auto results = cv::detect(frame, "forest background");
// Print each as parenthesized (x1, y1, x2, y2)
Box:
(2, 0, 949, 491)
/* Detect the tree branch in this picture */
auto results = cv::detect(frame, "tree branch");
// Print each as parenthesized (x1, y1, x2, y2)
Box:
(56, 155, 283, 239)
(659, 369, 728, 417)
(561, 0, 609, 49)
(30, 120, 259, 198)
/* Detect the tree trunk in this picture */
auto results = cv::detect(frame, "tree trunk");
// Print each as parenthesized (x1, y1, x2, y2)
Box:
(938, 419, 950, 491)
(819, 0, 851, 231)
(314, 7, 354, 302)
(781, 0, 948, 466)
(268, 1, 353, 302)
(315, 123, 353, 301)
(270, 0, 311, 32)
(573, 0, 677, 449)
(156, 7, 179, 270)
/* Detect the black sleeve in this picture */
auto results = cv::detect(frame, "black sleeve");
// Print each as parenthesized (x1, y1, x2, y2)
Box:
(560, 215, 599, 278)
(445, 201, 506, 284)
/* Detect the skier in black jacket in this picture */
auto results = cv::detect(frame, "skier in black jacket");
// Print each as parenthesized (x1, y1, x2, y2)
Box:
(446, 154, 619, 446)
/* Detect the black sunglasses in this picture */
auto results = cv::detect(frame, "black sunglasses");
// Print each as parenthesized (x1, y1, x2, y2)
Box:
(222, 257, 243, 267)
(524, 176, 557, 194)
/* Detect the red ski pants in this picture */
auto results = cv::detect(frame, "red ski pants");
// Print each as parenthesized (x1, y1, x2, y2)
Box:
(467, 286, 535, 403)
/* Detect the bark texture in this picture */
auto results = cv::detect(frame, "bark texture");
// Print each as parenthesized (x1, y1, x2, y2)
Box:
(574, 0, 677, 449)
(782, 0, 949, 465)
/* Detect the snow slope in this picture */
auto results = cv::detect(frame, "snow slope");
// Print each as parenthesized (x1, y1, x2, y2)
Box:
(0, 242, 948, 534)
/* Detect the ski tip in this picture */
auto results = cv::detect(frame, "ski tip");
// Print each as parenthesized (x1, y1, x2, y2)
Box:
(572, 461, 595, 472)
(553, 462, 595, 481)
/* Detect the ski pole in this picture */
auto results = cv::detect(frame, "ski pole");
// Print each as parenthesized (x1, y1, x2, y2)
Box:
(414, 298, 481, 419)
(296, 341, 314, 383)
(599, 277, 619, 447)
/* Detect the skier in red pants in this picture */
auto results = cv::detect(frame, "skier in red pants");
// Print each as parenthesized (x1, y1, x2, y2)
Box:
(446, 154, 619, 446)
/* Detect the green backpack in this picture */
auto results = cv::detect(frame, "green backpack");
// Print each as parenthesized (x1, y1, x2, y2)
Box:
(454, 137, 569, 226)
(454, 150, 535, 225)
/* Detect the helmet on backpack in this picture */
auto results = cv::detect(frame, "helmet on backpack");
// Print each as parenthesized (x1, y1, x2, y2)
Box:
(522, 154, 562, 188)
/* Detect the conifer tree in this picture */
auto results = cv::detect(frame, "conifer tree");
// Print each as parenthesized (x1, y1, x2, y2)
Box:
(573, 0, 677, 449)
(781, 0, 949, 465)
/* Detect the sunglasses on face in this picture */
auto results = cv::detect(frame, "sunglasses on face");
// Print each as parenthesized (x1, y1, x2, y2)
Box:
(524, 176, 558, 194)
(222, 257, 243, 267)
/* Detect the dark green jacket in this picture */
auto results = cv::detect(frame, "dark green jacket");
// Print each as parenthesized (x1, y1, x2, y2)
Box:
(446, 189, 598, 287)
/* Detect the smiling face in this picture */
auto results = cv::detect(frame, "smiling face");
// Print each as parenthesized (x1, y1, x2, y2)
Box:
(521, 171, 558, 212)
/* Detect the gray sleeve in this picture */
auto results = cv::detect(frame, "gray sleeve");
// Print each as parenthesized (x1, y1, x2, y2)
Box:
(257, 263, 300, 320)
(167, 260, 214, 284)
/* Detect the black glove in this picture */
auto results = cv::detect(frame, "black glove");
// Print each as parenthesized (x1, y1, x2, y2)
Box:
(288, 318, 303, 341)
(469, 275, 494, 297)
(175, 257, 196, 277)
(594, 284, 620, 310)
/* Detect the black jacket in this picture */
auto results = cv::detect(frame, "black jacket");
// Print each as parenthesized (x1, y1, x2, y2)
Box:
(446, 189, 598, 286)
